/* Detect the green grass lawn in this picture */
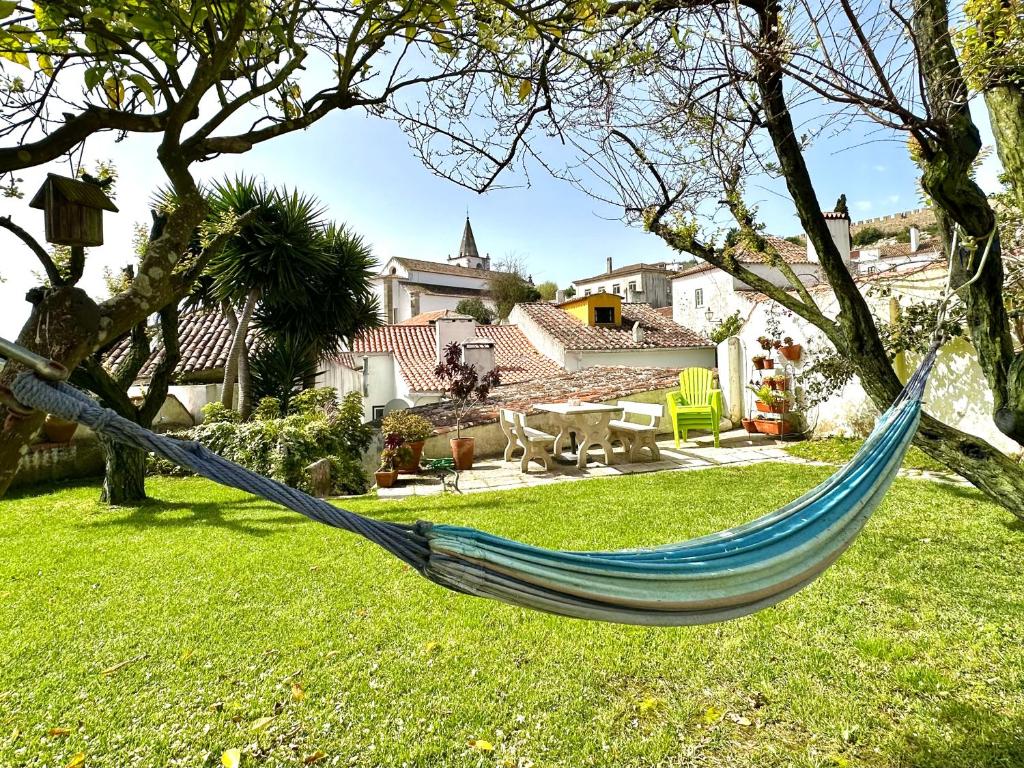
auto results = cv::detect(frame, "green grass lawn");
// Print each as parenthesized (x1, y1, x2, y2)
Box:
(784, 437, 949, 473)
(2, 468, 1022, 768)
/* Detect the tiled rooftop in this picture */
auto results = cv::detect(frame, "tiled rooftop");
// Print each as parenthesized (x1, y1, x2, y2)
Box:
(732, 235, 812, 265)
(515, 302, 712, 351)
(103, 310, 257, 381)
(348, 323, 561, 392)
(386, 256, 510, 280)
(400, 280, 487, 297)
(398, 310, 472, 326)
(407, 366, 686, 432)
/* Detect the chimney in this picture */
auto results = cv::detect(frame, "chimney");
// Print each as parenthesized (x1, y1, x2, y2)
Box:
(435, 315, 477, 363)
(606, 256, 613, 274)
(631, 321, 645, 344)
(555, 289, 565, 303)
(461, 337, 496, 376)
(807, 211, 852, 267)
(909, 226, 919, 253)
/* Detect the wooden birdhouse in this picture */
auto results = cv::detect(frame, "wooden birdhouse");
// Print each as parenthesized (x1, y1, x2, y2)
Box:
(29, 173, 118, 247)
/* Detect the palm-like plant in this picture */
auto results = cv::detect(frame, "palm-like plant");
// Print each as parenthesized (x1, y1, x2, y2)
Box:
(206, 176, 329, 417)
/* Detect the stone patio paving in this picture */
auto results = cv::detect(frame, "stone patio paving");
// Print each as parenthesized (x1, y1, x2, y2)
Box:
(378, 429, 816, 499)
(376, 428, 971, 499)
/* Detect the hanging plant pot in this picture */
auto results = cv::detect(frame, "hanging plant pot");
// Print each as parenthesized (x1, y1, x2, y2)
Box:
(780, 344, 802, 362)
(42, 415, 78, 444)
(375, 470, 398, 489)
(450, 437, 475, 470)
(395, 440, 425, 473)
(741, 417, 759, 434)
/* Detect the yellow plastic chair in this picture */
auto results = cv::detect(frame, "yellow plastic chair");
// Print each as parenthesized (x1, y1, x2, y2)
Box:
(666, 368, 722, 448)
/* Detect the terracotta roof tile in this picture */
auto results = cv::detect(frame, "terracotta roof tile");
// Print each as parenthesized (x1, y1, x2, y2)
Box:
(733, 235, 811, 264)
(349, 323, 561, 393)
(515, 302, 712, 351)
(388, 256, 510, 280)
(103, 310, 257, 381)
(408, 366, 688, 433)
(398, 310, 472, 326)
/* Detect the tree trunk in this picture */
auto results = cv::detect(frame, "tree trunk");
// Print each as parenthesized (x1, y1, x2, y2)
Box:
(221, 289, 258, 411)
(99, 435, 148, 504)
(985, 86, 1024, 209)
(238, 338, 254, 419)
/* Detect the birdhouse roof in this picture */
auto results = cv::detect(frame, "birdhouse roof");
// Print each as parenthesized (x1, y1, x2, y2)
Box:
(29, 174, 119, 212)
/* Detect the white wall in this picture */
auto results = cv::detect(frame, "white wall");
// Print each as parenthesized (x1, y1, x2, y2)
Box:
(574, 348, 715, 372)
(508, 305, 567, 366)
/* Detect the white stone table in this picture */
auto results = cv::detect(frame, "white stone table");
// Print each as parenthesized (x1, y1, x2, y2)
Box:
(534, 402, 623, 470)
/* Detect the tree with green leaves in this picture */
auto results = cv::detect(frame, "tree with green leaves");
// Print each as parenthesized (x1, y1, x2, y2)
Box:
(488, 257, 541, 318)
(535, 280, 558, 300)
(0, 0, 576, 494)
(455, 298, 496, 325)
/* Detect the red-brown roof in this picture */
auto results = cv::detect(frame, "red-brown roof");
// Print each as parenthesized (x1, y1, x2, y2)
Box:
(386, 256, 509, 280)
(398, 310, 472, 326)
(408, 366, 688, 433)
(733, 235, 811, 264)
(348, 323, 561, 393)
(514, 302, 712, 351)
(103, 310, 257, 381)
(655, 306, 674, 318)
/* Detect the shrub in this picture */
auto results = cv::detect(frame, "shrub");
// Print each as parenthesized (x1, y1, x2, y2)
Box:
(456, 298, 495, 325)
(154, 391, 373, 495)
(852, 226, 885, 246)
(201, 402, 240, 424)
(380, 409, 434, 443)
(710, 311, 743, 344)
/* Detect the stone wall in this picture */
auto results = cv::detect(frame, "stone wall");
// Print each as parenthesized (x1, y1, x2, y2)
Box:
(12, 437, 104, 490)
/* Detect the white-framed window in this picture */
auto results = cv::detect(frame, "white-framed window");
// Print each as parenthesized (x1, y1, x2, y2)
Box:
(583, 288, 592, 296)
(612, 283, 621, 295)
(694, 288, 704, 307)
(598, 286, 606, 293)
(628, 281, 637, 293)
(372, 406, 385, 421)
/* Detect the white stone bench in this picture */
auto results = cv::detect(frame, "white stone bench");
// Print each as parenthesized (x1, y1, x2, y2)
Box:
(609, 400, 663, 462)
(500, 408, 556, 473)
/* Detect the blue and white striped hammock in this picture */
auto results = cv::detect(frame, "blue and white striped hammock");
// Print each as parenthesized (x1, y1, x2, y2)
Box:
(10, 342, 936, 626)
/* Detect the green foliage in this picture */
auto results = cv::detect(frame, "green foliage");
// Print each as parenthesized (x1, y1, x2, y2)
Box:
(852, 226, 886, 247)
(249, 337, 322, 415)
(381, 409, 435, 443)
(562, 285, 577, 299)
(709, 311, 743, 343)
(798, 351, 856, 409)
(958, 0, 1024, 90)
(200, 402, 241, 424)
(252, 397, 282, 421)
(455, 298, 495, 325)
(159, 391, 371, 495)
(489, 258, 541, 318)
(534, 280, 558, 300)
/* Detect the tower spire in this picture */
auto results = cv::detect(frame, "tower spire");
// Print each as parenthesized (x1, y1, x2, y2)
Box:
(455, 215, 480, 262)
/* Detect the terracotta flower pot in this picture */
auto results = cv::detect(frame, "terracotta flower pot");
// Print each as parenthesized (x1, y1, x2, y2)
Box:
(780, 344, 802, 362)
(450, 437, 475, 470)
(754, 419, 790, 436)
(375, 470, 398, 489)
(741, 417, 759, 434)
(755, 400, 786, 414)
(42, 415, 78, 444)
(752, 358, 765, 370)
(395, 440, 425, 473)
(762, 358, 775, 370)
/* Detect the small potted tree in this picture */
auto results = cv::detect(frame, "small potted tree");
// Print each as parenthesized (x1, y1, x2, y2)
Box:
(434, 341, 501, 469)
(375, 433, 404, 489)
(757, 335, 776, 369)
(381, 410, 435, 473)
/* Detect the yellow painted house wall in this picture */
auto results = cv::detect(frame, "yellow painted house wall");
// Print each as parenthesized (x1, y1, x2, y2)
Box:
(560, 293, 621, 326)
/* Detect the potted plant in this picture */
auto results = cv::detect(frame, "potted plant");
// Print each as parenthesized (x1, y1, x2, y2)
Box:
(754, 416, 790, 436)
(752, 354, 766, 370)
(381, 410, 434, 473)
(375, 433, 403, 489)
(748, 384, 786, 414)
(42, 414, 78, 443)
(434, 341, 501, 470)
(741, 413, 759, 433)
(780, 336, 802, 362)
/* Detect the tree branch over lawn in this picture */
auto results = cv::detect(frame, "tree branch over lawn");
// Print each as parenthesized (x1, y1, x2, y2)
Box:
(0, 0, 581, 495)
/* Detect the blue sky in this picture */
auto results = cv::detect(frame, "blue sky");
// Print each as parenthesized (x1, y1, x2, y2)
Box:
(0, 97, 1002, 338)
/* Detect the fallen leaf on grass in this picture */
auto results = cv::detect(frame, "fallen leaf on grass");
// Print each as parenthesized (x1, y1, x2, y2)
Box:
(291, 683, 305, 702)
(423, 641, 441, 655)
(303, 750, 326, 764)
(250, 716, 275, 732)
(700, 706, 725, 725)
(66, 753, 86, 768)
(468, 739, 494, 751)
(638, 696, 666, 714)
(100, 654, 148, 676)
(48, 727, 70, 738)
(221, 748, 241, 768)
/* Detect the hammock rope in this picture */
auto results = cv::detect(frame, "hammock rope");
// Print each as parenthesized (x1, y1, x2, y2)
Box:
(5, 220, 986, 626)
